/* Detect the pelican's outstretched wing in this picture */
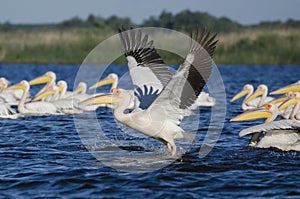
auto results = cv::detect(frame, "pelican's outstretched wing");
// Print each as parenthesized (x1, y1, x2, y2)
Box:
(119, 27, 172, 86)
(148, 27, 218, 123)
(119, 28, 172, 109)
(239, 120, 300, 137)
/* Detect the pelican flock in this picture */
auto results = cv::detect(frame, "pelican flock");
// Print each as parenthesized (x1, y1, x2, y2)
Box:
(230, 80, 300, 151)
(1, 26, 298, 156)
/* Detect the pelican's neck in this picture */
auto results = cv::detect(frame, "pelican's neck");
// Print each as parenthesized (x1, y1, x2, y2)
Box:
(258, 89, 268, 107)
(111, 77, 118, 90)
(18, 87, 29, 114)
(265, 109, 278, 123)
(60, 86, 66, 99)
(113, 96, 134, 124)
(242, 89, 253, 110)
(113, 102, 128, 123)
(290, 100, 300, 120)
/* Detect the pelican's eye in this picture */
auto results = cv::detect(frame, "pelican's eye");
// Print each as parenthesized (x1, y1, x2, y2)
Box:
(264, 103, 272, 110)
(291, 93, 297, 98)
(111, 88, 120, 95)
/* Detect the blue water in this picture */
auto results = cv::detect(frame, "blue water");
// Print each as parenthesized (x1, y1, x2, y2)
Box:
(0, 64, 299, 198)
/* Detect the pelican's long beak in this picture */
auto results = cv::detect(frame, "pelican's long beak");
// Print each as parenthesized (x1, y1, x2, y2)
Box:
(58, 84, 64, 93)
(278, 98, 298, 111)
(29, 75, 52, 85)
(270, 81, 300, 95)
(81, 94, 122, 105)
(245, 90, 264, 104)
(230, 90, 249, 102)
(89, 78, 115, 90)
(32, 90, 56, 101)
(74, 87, 83, 94)
(230, 107, 272, 122)
(270, 95, 288, 105)
(6, 83, 25, 91)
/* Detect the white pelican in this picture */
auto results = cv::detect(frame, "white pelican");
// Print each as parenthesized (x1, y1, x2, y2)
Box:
(278, 92, 300, 120)
(0, 77, 28, 105)
(7, 80, 59, 115)
(244, 84, 274, 106)
(33, 83, 83, 114)
(72, 82, 91, 101)
(82, 27, 218, 156)
(117, 27, 216, 110)
(0, 94, 18, 119)
(270, 80, 300, 95)
(231, 84, 273, 110)
(29, 71, 56, 101)
(231, 103, 300, 151)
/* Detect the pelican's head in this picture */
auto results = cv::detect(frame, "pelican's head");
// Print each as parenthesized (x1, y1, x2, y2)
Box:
(7, 80, 30, 92)
(89, 73, 118, 90)
(74, 82, 87, 94)
(29, 71, 56, 85)
(278, 92, 300, 110)
(230, 84, 253, 102)
(230, 103, 279, 123)
(32, 85, 57, 101)
(245, 84, 268, 104)
(270, 80, 300, 95)
(0, 77, 10, 89)
(57, 80, 67, 94)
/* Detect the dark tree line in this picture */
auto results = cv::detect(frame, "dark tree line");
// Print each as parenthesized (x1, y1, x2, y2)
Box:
(1, 10, 300, 32)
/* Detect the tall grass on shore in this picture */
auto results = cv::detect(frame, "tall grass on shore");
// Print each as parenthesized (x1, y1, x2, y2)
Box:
(0, 27, 299, 65)
(216, 28, 300, 65)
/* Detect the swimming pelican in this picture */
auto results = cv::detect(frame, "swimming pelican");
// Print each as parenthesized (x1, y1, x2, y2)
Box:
(29, 71, 56, 101)
(72, 82, 91, 101)
(0, 77, 28, 105)
(278, 92, 300, 120)
(231, 84, 273, 110)
(7, 80, 59, 115)
(33, 83, 83, 114)
(231, 103, 300, 151)
(82, 27, 218, 156)
(0, 85, 19, 119)
(245, 84, 274, 106)
(231, 84, 257, 110)
(270, 80, 300, 95)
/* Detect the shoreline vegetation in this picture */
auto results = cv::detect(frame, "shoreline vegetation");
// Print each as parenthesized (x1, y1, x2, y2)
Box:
(0, 10, 299, 65)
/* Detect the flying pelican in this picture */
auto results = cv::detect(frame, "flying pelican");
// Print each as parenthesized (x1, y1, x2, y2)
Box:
(7, 80, 60, 115)
(82, 27, 218, 156)
(231, 84, 273, 110)
(270, 80, 300, 95)
(231, 103, 300, 151)
(116, 27, 217, 110)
